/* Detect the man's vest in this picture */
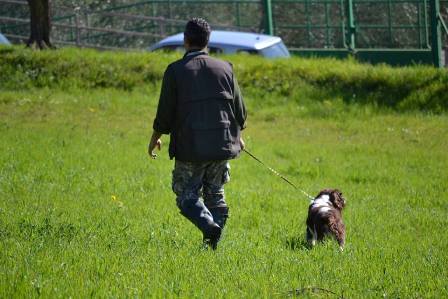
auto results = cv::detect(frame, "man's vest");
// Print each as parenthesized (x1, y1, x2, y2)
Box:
(169, 52, 242, 162)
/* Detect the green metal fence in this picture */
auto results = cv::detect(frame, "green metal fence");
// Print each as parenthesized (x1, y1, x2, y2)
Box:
(1, 0, 447, 66)
(270, 0, 448, 66)
(271, 0, 436, 49)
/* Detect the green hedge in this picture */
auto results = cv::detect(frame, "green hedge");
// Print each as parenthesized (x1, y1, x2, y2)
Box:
(1, 46, 447, 112)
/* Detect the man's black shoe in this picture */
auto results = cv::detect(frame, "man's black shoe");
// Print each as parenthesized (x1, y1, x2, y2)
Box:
(203, 225, 222, 250)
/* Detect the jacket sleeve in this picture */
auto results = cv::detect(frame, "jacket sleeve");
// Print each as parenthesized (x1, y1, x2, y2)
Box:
(233, 76, 247, 130)
(153, 66, 176, 134)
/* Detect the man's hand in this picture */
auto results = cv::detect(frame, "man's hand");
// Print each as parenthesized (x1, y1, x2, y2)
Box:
(148, 131, 163, 159)
(239, 137, 245, 150)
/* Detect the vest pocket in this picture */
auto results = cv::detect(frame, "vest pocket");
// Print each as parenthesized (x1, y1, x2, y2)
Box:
(189, 121, 232, 158)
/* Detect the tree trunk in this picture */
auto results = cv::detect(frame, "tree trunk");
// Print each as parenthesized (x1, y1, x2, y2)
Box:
(27, 0, 54, 49)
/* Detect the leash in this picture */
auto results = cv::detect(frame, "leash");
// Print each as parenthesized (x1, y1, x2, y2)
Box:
(243, 149, 314, 200)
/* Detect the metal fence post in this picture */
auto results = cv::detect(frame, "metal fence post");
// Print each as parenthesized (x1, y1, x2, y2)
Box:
(417, 2, 422, 47)
(159, 17, 166, 37)
(346, 0, 355, 50)
(430, 0, 442, 67)
(340, 0, 346, 48)
(324, 1, 330, 47)
(387, 0, 393, 46)
(74, 12, 81, 47)
(263, 0, 273, 35)
(424, 0, 430, 48)
(305, 0, 311, 47)
(235, 1, 241, 28)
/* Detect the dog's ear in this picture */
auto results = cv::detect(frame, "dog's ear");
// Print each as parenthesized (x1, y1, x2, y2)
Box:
(330, 190, 345, 210)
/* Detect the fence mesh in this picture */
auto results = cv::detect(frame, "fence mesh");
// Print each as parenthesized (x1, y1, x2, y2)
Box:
(0, 0, 447, 50)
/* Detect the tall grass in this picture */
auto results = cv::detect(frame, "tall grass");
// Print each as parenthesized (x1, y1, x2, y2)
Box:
(1, 46, 447, 112)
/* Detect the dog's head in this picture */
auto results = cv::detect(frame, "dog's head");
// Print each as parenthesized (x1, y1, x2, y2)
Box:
(316, 189, 346, 210)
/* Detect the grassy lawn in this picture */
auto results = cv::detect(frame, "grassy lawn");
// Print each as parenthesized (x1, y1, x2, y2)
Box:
(0, 84, 447, 297)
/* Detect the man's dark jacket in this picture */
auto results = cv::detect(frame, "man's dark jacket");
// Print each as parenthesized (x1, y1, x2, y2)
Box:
(153, 51, 247, 162)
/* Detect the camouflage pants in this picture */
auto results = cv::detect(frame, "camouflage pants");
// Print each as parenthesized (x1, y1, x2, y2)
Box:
(172, 160, 230, 211)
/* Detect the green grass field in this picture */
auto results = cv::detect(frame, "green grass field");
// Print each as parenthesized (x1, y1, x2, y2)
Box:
(1, 50, 448, 298)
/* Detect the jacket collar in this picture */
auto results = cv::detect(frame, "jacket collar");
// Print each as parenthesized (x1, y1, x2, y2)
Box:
(183, 50, 208, 59)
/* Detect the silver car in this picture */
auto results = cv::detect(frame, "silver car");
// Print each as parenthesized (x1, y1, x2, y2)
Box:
(0, 33, 11, 45)
(149, 30, 290, 58)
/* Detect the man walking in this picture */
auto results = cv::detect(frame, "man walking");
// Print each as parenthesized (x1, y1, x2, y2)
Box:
(148, 18, 247, 250)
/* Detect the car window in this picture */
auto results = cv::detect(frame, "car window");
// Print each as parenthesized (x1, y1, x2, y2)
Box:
(236, 49, 258, 55)
(259, 42, 290, 58)
(156, 45, 185, 52)
(208, 47, 223, 54)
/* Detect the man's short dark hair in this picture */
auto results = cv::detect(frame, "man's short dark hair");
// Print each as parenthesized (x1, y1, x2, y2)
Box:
(184, 18, 211, 49)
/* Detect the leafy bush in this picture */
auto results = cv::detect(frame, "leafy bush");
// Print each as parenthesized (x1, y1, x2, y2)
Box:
(1, 46, 447, 112)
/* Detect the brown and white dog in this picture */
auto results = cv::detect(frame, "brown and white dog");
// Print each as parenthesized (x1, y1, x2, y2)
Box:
(306, 189, 346, 250)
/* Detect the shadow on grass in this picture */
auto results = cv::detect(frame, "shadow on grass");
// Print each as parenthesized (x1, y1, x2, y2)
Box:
(284, 235, 311, 251)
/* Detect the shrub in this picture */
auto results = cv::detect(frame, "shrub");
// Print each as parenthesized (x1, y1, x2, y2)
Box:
(1, 46, 447, 112)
